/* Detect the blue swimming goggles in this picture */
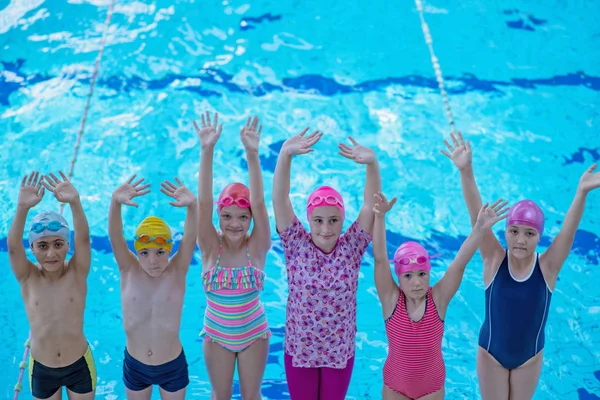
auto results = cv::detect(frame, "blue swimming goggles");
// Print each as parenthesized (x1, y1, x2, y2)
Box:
(30, 221, 68, 234)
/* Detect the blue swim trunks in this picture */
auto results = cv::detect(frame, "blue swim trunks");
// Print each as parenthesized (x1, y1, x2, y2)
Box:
(123, 348, 189, 392)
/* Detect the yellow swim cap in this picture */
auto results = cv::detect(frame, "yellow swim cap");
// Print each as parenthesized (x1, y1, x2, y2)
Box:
(134, 216, 173, 252)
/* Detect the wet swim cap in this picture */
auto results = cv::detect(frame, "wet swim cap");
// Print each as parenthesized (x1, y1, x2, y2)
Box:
(393, 241, 432, 276)
(506, 200, 544, 236)
(306, 186, 345, 220)
(134, 216, 173, 252)
(28, 211, 70, 247)
(217, 183, 251, 212)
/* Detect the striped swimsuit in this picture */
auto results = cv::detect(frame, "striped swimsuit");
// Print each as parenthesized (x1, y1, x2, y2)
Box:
(199, 235, 271, 352)
(383, 287, 445, 399)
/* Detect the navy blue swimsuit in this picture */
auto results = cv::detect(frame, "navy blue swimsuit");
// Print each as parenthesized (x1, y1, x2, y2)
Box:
(478, 251, 552, 370)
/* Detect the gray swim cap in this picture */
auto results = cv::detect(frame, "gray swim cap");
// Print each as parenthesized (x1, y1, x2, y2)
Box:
(28, 211, 70, 247)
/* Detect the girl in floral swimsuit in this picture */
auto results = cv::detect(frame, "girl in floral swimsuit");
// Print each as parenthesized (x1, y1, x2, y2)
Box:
(272, 128, 381, 400)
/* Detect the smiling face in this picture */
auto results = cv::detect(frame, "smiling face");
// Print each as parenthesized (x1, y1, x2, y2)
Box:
(219, 206, 252, 240)
(505, 224, 540, 259)
(136, 247, 171, 277)
(31, 236, 69, 272)
(308, 206, 343, 253)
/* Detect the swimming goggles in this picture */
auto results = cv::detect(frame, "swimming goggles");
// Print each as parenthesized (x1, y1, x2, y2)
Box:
(134, 235, 173, 245)
(396, 254, 441, 266)
(216, 196, 251, 208)
(30, 221, 68, 234)
(307, 195, 343, 208)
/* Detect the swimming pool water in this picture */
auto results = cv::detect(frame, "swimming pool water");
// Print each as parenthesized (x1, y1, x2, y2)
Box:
(1, 0, 599, 398)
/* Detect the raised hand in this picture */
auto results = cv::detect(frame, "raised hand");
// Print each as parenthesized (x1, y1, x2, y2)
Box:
(282, 127, 323, 156)
(18, 172, 45, 209)
(42, 171, 80, 204)
(441, 131, 472, 171)
(577, 164, 600, 194)
(240, 116, 262, 153)
(112, 175, 151, 207)
(193, 111, 223, 149)
(160, 178, 196, 207)
(373, 191, 397, 216)
(474, 199, 510, 231)
(338, 137, 376, 165)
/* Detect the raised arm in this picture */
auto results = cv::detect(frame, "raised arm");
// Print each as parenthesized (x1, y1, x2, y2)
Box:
(241, 116, 271, 254)
(193, 111, 222, 253)
(441, 132, 506, 265)
(338, 137, 381, 235)
(109, 175, 150, 271)
(434, 200, 509, 311)
(7, 172, 45, 283)
(372, 192, 400, 316)
(42, 172, 91, 278)
(542, 164, 600, 277)
(160, 178, 198, 271)
(273, 128, 322, 233)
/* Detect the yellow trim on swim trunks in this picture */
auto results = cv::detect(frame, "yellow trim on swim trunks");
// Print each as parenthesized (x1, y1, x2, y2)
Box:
(28, 345, 97, 390)
(83, 346, 97, 390)
(28, 353, 33, 394)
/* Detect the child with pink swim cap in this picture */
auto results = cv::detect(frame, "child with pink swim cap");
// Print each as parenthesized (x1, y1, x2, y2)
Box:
(193, 112, 272, 399)
(372, 192, 507, 399)
(272, 127, 381, 400)
(442, 131, 600, 399)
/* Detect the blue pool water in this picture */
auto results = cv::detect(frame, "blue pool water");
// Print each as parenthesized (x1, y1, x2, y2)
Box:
(1, 0, 599, 398)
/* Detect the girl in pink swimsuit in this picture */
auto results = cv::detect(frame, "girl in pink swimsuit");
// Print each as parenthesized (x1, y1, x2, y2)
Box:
(194, 112, 272, 399)
(272, 128, 381, 400)
(372, 192, 508, 400)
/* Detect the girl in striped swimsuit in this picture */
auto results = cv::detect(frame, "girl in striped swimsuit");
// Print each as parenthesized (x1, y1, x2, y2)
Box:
(195, 112, 272, 399)
(372, 192, 508, 400)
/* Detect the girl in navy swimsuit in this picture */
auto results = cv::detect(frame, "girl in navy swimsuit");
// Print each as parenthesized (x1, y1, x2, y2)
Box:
(442, 132, 600, 399)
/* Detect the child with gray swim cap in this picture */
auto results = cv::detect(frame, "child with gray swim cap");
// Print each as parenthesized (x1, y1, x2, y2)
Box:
(8, 171, 96, 399)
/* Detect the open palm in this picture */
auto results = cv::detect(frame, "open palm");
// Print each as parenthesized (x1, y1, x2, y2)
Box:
(441, 132, 472, 171)
(193, 111, 223, 149)
(160, 178, 196, 207)
(339, 137, 375, 165)
(43, 172, 80, 204)
(240, 116, 261, 153)
(475, 199, 510, 230)
(282, 128, 323, 156)
(578, 164, 600, 194)
(373, 191, 397, 216)
(113, 175, 151, 207)
(18, 172, 45, 209)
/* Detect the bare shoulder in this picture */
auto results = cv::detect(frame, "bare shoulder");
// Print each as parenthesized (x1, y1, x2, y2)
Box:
(538, 252, 558, 289)
(482, 250, 505, 286)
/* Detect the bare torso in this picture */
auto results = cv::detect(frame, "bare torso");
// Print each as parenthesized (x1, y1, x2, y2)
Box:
(21, 261, 89, 368)
(121, 263, 186, 365)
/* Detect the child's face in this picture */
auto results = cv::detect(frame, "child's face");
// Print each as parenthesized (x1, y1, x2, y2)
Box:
(137, 248, 170, 277)
(219, 206, 252, 240)
(308, 207, 343, 253)
(31, 236, 69, 272)
(505, 224, 539, 259)
(398, 269, 430, 300)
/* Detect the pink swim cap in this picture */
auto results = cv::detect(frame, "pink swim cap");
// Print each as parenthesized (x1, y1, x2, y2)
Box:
(217, 183, 251, 212)
(506, 200, 544, 235)
(306, 186, 345, 220)
(393, 241, 432, 276)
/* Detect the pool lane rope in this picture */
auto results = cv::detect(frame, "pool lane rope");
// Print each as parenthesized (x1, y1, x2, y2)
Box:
(414, 0, 456, 133)
(13, 1, 115, 398)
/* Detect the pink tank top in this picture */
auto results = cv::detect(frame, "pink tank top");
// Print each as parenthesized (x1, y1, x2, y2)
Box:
(383, 287, 445, 398)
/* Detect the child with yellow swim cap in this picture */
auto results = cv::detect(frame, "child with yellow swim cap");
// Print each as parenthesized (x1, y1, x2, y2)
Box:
(108, 175, 197, 398)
